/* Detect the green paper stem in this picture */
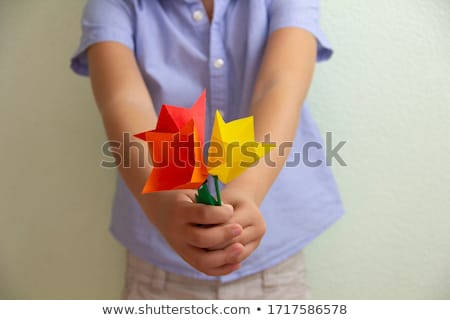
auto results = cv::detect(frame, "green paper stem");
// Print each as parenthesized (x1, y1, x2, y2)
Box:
(213, 175, 222, 205)
(195, 177, 222, 206)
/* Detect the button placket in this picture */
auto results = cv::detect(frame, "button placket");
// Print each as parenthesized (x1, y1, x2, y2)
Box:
(208, 1, 229, 123)
(209, 35, 227, 116)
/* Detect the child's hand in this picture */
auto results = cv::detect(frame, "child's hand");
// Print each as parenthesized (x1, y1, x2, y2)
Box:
(219, 187, 267, 263)
(140, 190, 244, 276)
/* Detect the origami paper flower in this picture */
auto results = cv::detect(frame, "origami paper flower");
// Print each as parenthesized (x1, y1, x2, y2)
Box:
(135, 90, 274, 206)
(134, 91, 208, 193)
(135, 90, 206, 143)
(207, 110, 274, 184)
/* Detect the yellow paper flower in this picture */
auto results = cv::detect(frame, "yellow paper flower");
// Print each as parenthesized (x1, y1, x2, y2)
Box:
(207, 110, 274, 184)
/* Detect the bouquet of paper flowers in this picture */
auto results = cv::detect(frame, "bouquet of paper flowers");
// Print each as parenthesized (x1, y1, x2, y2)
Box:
(134, 90, 273, 205)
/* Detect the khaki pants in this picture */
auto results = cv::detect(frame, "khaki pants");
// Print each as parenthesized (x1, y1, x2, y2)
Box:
(122, 251, 311, 300)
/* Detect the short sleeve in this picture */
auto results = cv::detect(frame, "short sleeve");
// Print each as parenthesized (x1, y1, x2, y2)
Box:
(268, 0, 333, 62)
(70, 0, 135, 76)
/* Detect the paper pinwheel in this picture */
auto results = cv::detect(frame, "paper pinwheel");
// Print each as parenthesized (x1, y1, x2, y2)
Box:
(135, 91, 274, 206)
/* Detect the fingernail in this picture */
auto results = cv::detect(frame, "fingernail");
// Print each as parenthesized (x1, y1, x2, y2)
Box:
(231, 225, 242, 237)
(231, 247, 242, 259)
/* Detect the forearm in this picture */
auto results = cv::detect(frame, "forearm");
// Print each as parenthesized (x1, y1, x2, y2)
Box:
(100, 103, 154, 196)
(87, 42, 158, 206)
(224, 28, 317, 205)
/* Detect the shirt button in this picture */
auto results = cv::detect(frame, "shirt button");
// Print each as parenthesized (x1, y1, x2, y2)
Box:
(192, 10, 204, 21)
(214, 58, 225, 69)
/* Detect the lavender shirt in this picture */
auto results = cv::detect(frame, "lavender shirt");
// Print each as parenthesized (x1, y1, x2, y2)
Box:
(71, 0, 344, 282)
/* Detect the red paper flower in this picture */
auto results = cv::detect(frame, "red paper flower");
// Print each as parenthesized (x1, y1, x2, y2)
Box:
(134, 91, 208, 193)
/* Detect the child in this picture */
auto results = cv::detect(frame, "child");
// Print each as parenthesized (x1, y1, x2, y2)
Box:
(71, 0, 343, 299)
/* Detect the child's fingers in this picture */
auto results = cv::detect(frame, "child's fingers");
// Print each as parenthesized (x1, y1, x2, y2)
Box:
(185, 242, 244, 276)
(184, 223, 243, 249)
(176, 189, 197, 202)
(232, 224, 266, 247)
(205, 263, 241, 277)
(226, 202, 258, 228)
(233, 240, 260, 264)
(177, 202, 234, 225)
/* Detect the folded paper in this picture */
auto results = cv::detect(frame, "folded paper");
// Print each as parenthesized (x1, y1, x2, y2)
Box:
(207, 110, 274, 184)
(134, 91, 208, 193)
(135, 90, 274, 204)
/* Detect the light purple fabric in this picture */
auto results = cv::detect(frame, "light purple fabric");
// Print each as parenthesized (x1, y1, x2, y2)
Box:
(71, 0, 344, 282)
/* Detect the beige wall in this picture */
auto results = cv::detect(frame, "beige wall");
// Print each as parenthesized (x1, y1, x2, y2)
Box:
(0, 1, 123, 299)
(1, 0, 449, 299)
